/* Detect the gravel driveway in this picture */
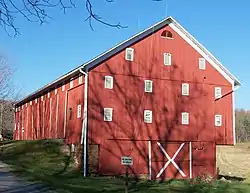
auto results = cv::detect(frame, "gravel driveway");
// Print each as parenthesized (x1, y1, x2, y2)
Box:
(0, 161, 55, 193)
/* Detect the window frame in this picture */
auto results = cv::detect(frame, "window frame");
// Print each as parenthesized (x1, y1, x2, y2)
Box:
(181, 112, 189, 125)
(144, 110, 152, 124)
(104, 108, 113, 122)
(144, 80, 153, 93)
(62, 84, 65, 91)
(78, 75, 83, 84)
(164, 53, 172, 66)
(215, 114, 222, 127)
(215, 87, 222, 99)
(199, 58, 206, 70)
(104, 76, 114, 89)
(70, 79, 74, 88)
(161, 30, 174, 39)
(77, 104, 81, 118)
(125, 48, 134, 61)
(182, 83, 189, 96)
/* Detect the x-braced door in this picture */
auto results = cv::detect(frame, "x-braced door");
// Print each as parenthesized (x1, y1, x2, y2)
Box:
(150, 141, 192, 179)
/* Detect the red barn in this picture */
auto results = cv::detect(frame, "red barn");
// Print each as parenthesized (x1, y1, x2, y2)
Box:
(14, 17, 240, 180)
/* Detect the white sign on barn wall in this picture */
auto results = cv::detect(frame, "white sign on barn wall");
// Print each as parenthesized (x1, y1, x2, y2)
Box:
(121, 156, 133, 166)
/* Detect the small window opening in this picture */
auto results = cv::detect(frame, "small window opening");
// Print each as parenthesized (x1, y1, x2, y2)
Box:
(199, 58, 206, 70)
(164, 53, 172, 66)
(78, 75, 83, 84)
(161, 30, 173, 39)
(104, 108, 113, 122)
(70, 79, 74, 88)
(104, 76, 113, 89)
(215, 87, 222, 99)
(182, 83, 189, 96)
(62, 84, 65, 91)
(182, 112, 189, 125)
(145, 80, 153, 93)
(125, 48, 134, 61)
(144, 110, 152, 123)
(215, 115, 222, 126)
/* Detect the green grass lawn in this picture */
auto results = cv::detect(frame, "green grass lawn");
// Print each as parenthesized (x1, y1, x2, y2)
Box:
(0, 140, 250, 193)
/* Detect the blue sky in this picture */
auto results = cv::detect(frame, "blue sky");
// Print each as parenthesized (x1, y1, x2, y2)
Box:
(0, 0, 249, 108)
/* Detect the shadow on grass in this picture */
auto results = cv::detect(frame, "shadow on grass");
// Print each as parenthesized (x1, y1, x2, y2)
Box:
(218, 175, 246, 182)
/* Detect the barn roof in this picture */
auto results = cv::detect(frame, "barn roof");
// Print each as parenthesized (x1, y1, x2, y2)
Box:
(15, 16, 241, 106)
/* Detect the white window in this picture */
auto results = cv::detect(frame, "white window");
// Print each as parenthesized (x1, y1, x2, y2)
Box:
(62, 84, 65, 91)
(104, 108, 113, 122)
(215, 87, 222, 99)
(78, 75, 83, 84)
(144, 110, 152, 123)
(55, 89, 58, 95)
(77, 105, 81, 118)
(104, 76, 113, 89)
(199, 58, 206, 70)
(164, 53, 171, 66)
(30, 101, 32, 105)
(41, 96, 44, 101)
(125, 48, 134, 61)
(35, 99, 38, 103)
(25, 103, 27, 107)
(182, 83, 189, 96)
(70, 80, 74, 88)
(47, 92, 50, 98)
(182, 112, 189, 125)
(145, 80, 153, 93)
(215, 115, 222, 126)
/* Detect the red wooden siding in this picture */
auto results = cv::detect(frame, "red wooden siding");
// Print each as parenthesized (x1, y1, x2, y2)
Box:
(100, 140, 149, 176)
(65, 84, 84, 144)
(19, 106, 23, 140)
(50, 93, 57, 138)
(14, 76, 83, 141)
(57, 85, 67, 138)
(89, 25, 233, 145)
(88, 73, 217, 143)
(192, 142, 216, 177)
(214, 85, 234, 145)
(92, 26, 231, 87)
(32, 100, 38, 140)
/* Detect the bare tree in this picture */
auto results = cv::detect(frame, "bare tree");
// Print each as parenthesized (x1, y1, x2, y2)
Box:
(235, 109, 250, 142)
(0, 0, 162, 36)
(0, 55, 21, 140)
(0, 56, 14, 99)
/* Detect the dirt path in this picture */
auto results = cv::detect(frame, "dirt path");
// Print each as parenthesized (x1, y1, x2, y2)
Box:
(216, 143, 250, 182)
(0, 161, 54, 193)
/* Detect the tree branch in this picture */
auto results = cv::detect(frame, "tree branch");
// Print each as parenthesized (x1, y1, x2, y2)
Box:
(0, 0, 162, 36)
